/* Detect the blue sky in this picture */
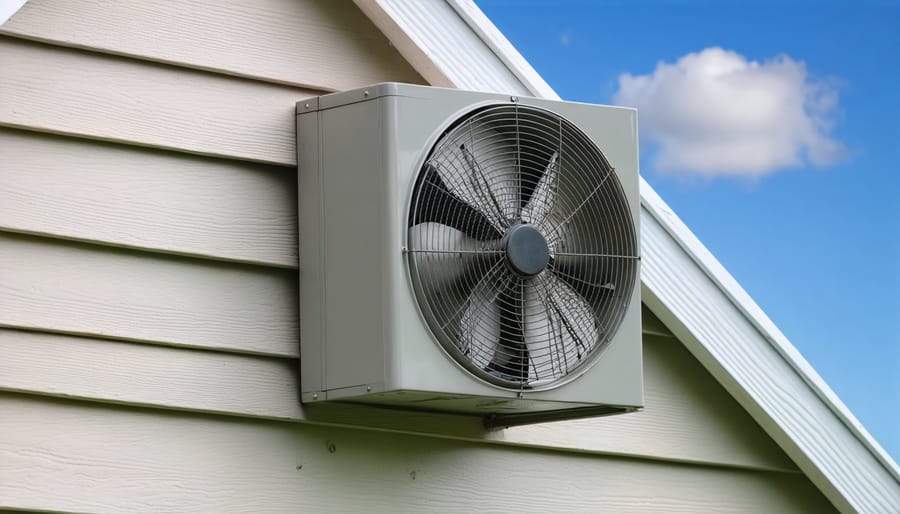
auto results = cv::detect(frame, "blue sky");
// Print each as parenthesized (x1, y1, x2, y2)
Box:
(478, 0, 900, 460)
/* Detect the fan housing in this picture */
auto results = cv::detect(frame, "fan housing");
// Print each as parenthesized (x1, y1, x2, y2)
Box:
(297, 83, 642, 427)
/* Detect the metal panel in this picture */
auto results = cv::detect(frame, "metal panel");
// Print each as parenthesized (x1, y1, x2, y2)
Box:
(297, 108, 324, 396)
(320, 99, 388, 394)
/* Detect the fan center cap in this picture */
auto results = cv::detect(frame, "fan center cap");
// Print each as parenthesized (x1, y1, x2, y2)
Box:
(504, 224, 550, 277)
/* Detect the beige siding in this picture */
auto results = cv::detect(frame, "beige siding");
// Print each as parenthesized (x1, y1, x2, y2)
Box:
(0, 394, 835, 514)
(0, 0, 424, 91)
(500, 331, 796, 470)
(0, 233, 297, 357)
(0, 37, 313, 165)
(0, 129, 297, 267)
(0, 1, 834, 512)
(0, 327, 796, 471)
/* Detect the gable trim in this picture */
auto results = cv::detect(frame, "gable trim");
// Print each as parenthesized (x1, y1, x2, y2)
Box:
(354, 0, 900, 511)
(0, 0, 27, 26)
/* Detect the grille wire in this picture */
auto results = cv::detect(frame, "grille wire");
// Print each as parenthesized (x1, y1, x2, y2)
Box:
(407, 104, 638, 389)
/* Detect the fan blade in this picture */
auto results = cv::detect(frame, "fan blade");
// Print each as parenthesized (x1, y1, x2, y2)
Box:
(523, 282, 553, 381)
(521, 151, 558, 226)
(483, 278, 527, 382)
(458, 279, 501, 369)
(429, 123, 518, 231)
(413, 164, 503, 241)
(524, 274, 597, 381)
(408, 222, 500, 290)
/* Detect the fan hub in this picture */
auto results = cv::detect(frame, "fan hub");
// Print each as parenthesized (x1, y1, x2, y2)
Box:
(504, 224, 550, 277)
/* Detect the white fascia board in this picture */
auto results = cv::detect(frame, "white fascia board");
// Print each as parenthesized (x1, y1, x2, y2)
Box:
(445, 0, 559, 99)
(356, 0, 900, 511)
(354, 0, 530, 95)
(0, 0, 27, 26)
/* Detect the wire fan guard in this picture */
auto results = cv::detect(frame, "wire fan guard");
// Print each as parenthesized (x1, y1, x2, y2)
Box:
(407, 103, 638, 390)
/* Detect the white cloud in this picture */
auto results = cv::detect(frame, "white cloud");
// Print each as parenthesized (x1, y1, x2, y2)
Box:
(612, 47, 845, 177)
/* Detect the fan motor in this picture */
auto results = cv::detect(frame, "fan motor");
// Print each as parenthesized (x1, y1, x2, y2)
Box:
(503, 223, 549, 277)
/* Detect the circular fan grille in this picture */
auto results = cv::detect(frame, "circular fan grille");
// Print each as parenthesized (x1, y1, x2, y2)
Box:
(407, 103, 638, 390)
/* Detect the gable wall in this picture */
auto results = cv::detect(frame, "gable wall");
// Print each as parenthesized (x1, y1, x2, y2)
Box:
(0, 1, 835, 511)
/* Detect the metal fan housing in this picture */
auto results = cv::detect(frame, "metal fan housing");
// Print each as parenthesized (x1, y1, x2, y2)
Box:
(297, 83, 642, 426)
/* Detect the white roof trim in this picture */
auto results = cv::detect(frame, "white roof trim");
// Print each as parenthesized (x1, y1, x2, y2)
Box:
(356, 0, 900, 511)
(445, 0, 559, 99)
(0, 0, 27, 26)
(354, 0, 529, 94)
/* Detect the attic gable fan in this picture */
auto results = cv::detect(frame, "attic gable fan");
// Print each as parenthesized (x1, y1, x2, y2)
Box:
(297, 83, 642, 427)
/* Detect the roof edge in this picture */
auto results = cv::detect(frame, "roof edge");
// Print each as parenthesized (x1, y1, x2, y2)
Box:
(444, 0, 559, 99)
(356, 0, 900, 510)
(0, 0, 28, 26)
(639, 178, 900, 484)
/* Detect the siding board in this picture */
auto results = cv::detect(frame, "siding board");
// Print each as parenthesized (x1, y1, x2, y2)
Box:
(0, 328, 796, 471)
(0, 37, 312, 165)
(0, 234, 298, 357)
(640, 304, 673, 337)
(1, 0, 424, 91)
(0, 394, 836, 514)
(501, 332, 794, 471)
(0, 3, 838, 511)
(0, 129, 298, 268)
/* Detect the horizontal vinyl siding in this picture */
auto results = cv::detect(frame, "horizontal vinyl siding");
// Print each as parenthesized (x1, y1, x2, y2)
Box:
(0, 324, 796, 472)
(0, 394, 835, 514)
(0, 233, 298, 357)
(0, 3, 795, 467)
(0, 37, 312, 165)
(0, 129, 297, 268)
(499, 331, 795, 470)
(0, 0, 424, 91)
(0, 2, 829, 512)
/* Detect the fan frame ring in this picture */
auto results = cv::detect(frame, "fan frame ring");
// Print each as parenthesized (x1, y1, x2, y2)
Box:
(402, 100, 636, 393)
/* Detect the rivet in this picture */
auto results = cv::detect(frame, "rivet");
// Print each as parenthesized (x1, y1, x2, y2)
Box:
(517, 392, 524, 398)
(304, 103, 310, 109)
(510, 96, 519, 102)
(366, 386, 372, 392)
(312, 393, 318, 400)
(364, 90, 370, 97)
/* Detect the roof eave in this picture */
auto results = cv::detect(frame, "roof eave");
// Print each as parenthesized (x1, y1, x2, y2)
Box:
(0, 0, 28, 26)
